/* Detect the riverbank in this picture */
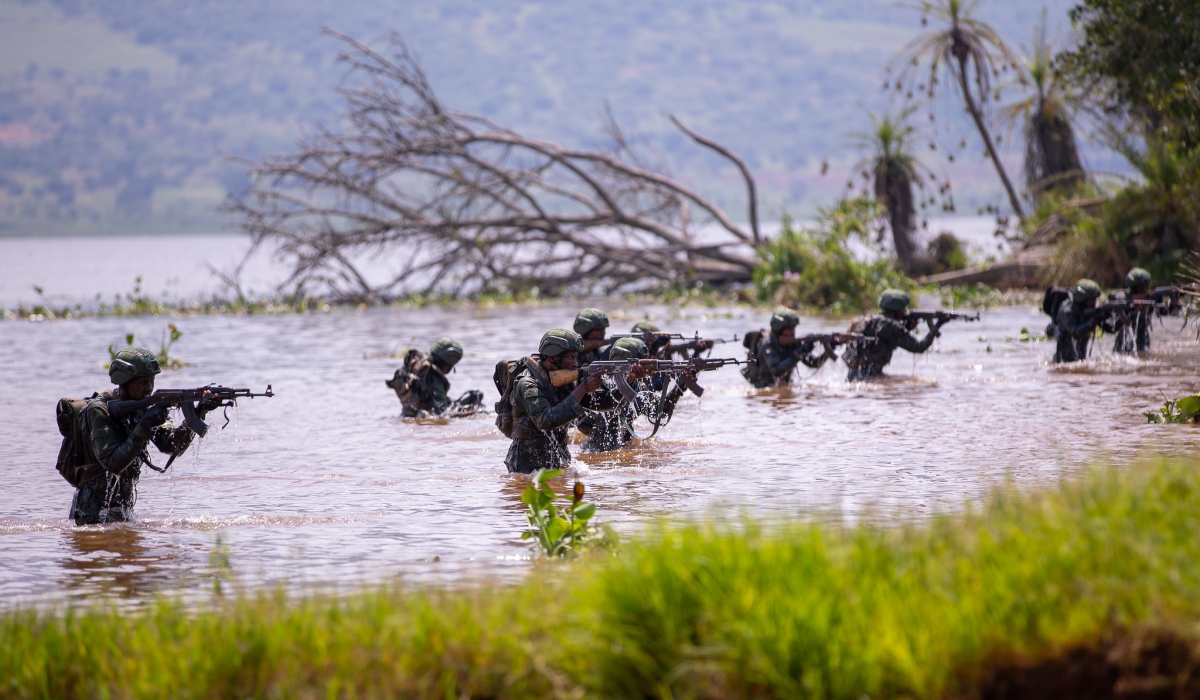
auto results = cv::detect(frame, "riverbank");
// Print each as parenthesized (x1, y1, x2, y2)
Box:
(1, 281, 1043, 322)
(6, 457, 1200, 699)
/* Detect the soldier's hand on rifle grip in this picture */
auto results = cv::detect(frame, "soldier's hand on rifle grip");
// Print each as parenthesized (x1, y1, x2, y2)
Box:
(582, 371, 606, 392)
(628, 363, 652, 381)
(137, 404, 170, 431)
(197, 389, 221, 414)
(821, 337, 837, 356)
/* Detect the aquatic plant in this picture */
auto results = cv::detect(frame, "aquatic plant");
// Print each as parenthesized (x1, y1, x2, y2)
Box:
(1145, 394, 1200, 424)
(753, 198, 911, 314)
(521, 469, 596, 558)
(105, 324, 190, 370)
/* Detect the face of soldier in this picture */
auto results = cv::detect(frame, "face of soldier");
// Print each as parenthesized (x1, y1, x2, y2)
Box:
(777, 326, 797, 346)
(886, 308, 908, 321)
(122, 375, 156, 400)
(1131, 287, 1149, 300)
(544, 351, 580, 372)
(584, 329, 605, 341)
(1082, 298, 1097, 309)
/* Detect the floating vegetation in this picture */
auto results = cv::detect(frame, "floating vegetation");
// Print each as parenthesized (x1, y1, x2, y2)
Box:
(935, 282, 1041, 309)
(1145, 394, 1200, 424)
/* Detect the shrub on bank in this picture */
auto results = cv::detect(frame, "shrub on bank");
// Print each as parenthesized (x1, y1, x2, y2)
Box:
(6, 459, 1200, 699)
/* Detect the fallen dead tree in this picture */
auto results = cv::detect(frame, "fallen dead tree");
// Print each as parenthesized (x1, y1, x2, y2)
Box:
(226, 28, 761, 303)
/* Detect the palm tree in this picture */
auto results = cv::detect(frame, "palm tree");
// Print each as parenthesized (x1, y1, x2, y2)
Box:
(891, 0, 1027, 219)
(999, 11, 1084, 203)
(850, 106, 928, 273)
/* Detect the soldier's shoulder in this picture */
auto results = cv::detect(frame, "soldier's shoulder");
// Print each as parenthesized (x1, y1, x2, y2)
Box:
(84, 391, 114, 416)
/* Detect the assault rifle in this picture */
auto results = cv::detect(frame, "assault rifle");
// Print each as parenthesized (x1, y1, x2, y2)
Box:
(1084, 298, 1157, 319)
(800, 332, 874, 346)
(550, 358, 751, 400)
(665, 333, 740, 357)
(107, 385, 275, 437)
(905, 310, 981, 324)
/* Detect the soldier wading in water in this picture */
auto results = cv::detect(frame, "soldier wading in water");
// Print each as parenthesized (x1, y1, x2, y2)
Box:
(500, 329, 605, 474)
(1051, 279, 1104, 363)
(843, 290, 944, 380)
(68, 348, 216, 525)
(386, 337, 483, 417)
(742, 306, 837, 388)
(576, 337, 694, 452)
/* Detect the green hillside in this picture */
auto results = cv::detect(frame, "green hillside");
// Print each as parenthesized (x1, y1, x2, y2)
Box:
(0, 0, 1081, 235)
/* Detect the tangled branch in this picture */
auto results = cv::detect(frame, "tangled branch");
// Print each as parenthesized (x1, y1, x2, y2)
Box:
(225, 28, 760, 302)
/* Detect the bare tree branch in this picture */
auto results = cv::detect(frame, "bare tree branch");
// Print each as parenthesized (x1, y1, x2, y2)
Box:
(224, 28, 760, 302)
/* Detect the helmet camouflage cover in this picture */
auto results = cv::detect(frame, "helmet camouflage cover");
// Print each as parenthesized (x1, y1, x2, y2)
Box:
(631, 320, 659, 333)
(539, 328, 583, 357)
(1072, 278, 1103, 301)
(769, 306, 801, 333)
(108, 347, 161, 386)
(878, 289, 911, 312)
(573, 308, 610, 335)
(609, 337, 649, 361)
(1125, 267, 1152, 289)
(429, 337, 464, 367)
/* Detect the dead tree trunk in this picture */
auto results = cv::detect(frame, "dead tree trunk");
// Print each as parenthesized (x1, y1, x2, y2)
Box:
(225, 28, 760, 303)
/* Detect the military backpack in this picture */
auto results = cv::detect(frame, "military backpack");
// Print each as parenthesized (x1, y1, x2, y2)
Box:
(55, 393, 105, 488)
(741, 330, 768, 384)
(1042, 286, 1071, 318)
(492, 358, 525, 438)
(841, 316, 878, 370)
(386, 349, 432, 413)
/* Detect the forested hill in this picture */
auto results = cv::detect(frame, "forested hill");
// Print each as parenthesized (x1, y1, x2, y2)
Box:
(0, 0, 1078, 235)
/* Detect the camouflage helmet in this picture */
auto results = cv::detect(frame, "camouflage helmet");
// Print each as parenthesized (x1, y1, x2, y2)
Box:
(1125, 267, 1152, 290)
(429, 337, 464, 368)
(539, 328, 583, 357)
(631, 320, 659, 333)
(1071, 278, 1103, 301)
(609, 337, 649, 361)
(573, 308, 610, 335)
(878, 289, 911, 312)
(108, 347, 161, 386)
(769, 306, 801, 333)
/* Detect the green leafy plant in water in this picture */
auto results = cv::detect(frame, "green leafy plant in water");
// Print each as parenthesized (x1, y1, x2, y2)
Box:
(1146, 395, 1200, 424)
(521, 469, 596, 558)
(104, 324, 190, 369)
(753, 197, 910, 314)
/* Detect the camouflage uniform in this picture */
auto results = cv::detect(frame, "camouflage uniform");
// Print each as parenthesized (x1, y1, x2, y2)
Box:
(72, 393, 193, 525)
(745, 331, 829, 388)
(386, 338, 482, 417)
(577, 337, 687, 451)
(844, 316, 939, 380)
(70, 348, 195, 526)
(505, 358, 586, 473)
(505, 330, 588, 474)
(742, 307, 830, 388)
(1102, 268, 1153, 354)
(1053, 279, 1102, 363)
(843, 290, 939, 380)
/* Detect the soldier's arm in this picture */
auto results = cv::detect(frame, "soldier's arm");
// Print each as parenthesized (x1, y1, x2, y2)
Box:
(520, 378, 585, 431)
(762, 341, 802, 376)
(880, 321, 938, 354)
(796, 339, 830, 369)
(87, 403, 148, 475)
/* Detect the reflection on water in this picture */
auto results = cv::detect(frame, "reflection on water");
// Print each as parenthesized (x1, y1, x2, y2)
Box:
(62, 527, 183, 599)
(1, 301, 1199, 606)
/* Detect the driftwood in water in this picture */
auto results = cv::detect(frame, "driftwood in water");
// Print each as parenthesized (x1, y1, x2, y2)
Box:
(225, 28, 760, 303)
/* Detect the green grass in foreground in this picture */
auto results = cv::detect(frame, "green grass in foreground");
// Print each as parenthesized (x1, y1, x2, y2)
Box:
(5, 459, 1200, 699)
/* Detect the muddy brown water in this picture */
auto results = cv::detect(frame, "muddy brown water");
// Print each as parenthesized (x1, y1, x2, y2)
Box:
(2, 301, 1199, 606)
